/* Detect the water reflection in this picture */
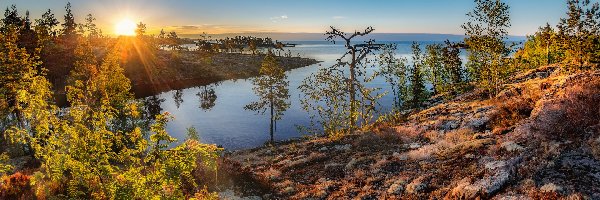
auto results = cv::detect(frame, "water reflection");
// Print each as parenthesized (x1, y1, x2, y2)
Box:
(173, 89, 183, 109)
(142, 95, 166, 120)
(197, 85, 218, 111)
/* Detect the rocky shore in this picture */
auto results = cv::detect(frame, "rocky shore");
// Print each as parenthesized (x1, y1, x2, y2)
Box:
(219, 66, 600, 199)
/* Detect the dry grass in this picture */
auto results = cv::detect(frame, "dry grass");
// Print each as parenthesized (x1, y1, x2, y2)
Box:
(533, 79, 600, 140)
(491, 81, 546, 134)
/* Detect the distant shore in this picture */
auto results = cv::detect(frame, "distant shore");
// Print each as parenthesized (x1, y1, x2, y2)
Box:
(129, 51, 320, 98)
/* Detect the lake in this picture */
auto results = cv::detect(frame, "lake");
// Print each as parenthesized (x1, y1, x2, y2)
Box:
(147, 41, 467, 150)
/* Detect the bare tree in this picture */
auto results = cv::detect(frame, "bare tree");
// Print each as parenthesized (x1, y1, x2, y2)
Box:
(300, 26, 382, 136)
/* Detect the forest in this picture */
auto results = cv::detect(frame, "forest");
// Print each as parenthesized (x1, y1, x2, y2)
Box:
(1, 0, 600, 199)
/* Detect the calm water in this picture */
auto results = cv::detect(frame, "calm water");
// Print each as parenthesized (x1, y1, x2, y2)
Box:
(149, 41, 465, 150)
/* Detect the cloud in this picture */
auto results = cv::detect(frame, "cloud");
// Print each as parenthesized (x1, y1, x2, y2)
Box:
(270, 15, 289, 22)
(332, 16, 346, 20)
(163, 24, 243, 34)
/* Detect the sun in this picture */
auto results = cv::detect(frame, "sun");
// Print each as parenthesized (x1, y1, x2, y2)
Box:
(115, 19, 136, 36)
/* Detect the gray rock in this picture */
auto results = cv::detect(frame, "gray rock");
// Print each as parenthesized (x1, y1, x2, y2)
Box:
(219, 189, 263, 200)
(408, 143, 422, 149)
(501, 141, 525, 152)
(345, 158, 358, 170)
(283, 186, 295, 194)
(406, 176, 428, 194)
(536, 72, 549, 78)
(442, 120, 460, 130)
(334, 144, 352, 151)
(540, 183, 563, 193)
(450, 157, 521, 198)
(467, 116, 490, 130)
(387, 183, 405, 195)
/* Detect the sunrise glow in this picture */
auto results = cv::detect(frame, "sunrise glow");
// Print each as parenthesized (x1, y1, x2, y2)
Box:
(114, 19, 136, 36)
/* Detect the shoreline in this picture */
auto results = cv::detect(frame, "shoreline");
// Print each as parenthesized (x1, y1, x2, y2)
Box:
(54, 52, 321, 104)
(129, 52, 321, 98)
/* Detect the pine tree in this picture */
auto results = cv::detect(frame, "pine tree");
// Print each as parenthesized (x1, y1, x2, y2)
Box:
(245, 52, 290, 143)
(35, 9, 59, 38)
(1, 5, 22, 32)
(409, 42, 428, 108)
(441, 40, 465, 91)
(557, 0, 600, 70)
(84, 14, 100, 39)
(61, 2, 77, 37)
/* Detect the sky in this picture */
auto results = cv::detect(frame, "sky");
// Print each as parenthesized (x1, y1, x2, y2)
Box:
(0, 0, 570, 37)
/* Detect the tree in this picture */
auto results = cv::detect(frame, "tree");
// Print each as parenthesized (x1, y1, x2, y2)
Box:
(378, 44, 409, 110)
(245, 52, 290, 143)
(441, 40, 465, 91)
(61, 2, 77, 37)
(462, 0, 512, 96)
(249, 39, 258, 55)
(557, 0, 600, 70)
(409, 42, 429, 108)
(167, 31, 180, 50)
(35, 9, 59, 38)
(135, 22, 146, 37)
(1, 26, 54, 158)
(300, 26, 382, 137)
(1, 5, 22, 32)
(424, 43, 445, 95)
(83, 14, 101, 39)
(514, 24, 562, 69)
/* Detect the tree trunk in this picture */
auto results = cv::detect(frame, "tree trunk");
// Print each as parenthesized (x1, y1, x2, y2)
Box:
(349, 48, 357, 134)
(269, 99, 274, 144)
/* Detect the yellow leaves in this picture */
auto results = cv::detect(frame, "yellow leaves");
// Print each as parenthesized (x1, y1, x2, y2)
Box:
(128, 102, 140, 118)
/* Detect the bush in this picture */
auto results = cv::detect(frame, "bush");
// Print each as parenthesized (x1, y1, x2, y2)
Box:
(0, 172, 34, 199)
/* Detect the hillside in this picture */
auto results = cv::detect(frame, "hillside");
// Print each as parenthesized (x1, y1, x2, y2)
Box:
(221, 66, 600, 199)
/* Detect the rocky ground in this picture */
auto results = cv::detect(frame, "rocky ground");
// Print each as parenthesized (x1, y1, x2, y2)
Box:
(220, 66, 600, 199)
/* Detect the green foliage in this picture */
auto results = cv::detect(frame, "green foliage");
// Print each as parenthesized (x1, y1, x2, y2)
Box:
(378, 44, 409, 110)
(440, 40, 465, 91)
(34, 9, 59, 38)
(187, 126, 200, 141)
(422, 41, 467, 96)
(300, 27, 383, 137)
(0, 26, 54, 158)
(61, 2, 77, 37)
(0, 153, 13, 175)
(462, 0, 512, 96)
(1, 21, 221, 198)
(424, 43, 445, 95)
(514, 24, 562, 69)
(557, 0, 600, 70)
(408, 42, 429, 108)
(245, 52, 290, 142)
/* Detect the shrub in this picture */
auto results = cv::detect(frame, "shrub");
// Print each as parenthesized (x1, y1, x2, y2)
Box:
(0, 172, 33, 199)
